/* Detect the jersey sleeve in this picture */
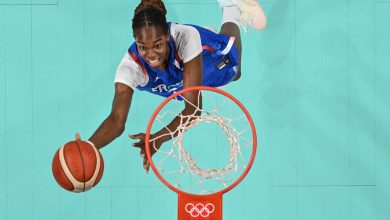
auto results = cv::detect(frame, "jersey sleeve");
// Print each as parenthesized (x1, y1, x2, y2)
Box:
(114, 52, 148, 90)
(172, 24, 203, 63)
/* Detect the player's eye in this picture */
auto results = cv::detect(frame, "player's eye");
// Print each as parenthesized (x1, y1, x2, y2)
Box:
(138, 45, 145, 50)
(154, 44, 161, 49)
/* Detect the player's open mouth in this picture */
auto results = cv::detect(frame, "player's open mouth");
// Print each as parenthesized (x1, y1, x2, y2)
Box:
(148, 59, 160, 67)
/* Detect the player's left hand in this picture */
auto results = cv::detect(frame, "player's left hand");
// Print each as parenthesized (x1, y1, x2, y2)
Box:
(129, 133, 161, 173)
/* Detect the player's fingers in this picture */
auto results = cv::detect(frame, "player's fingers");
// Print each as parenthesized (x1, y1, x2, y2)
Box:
(143, 157, 147, 168)
(75, 132, 81, 140)
(132, 141, 143, 148)
(145, 161, 150, 174)
(143, 157, 150, 173)
(128, 133, 145, 140)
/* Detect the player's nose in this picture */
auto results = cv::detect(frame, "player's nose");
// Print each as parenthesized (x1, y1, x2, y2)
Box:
(146, 50, 156, 59)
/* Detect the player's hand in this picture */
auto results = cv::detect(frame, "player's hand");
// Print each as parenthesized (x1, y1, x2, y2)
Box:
(75, 132, 98, 150)
(75, 132, 81, 140)
(129, 133, 162, 173)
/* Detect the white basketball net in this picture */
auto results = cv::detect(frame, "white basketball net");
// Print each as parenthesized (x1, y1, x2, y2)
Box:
(149, 90, 254, 195)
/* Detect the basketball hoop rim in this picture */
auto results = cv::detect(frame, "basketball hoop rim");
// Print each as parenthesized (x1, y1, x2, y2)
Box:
(145, 86, 257, 197)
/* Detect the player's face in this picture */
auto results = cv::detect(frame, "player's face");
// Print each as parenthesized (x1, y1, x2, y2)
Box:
(135, 26, 170, 70)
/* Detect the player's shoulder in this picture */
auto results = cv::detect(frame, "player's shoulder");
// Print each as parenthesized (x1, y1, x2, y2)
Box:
(169, 22, 202, 63)
(120, 51, 141, 68)
(117, 51, 145, 76)
(115, 51, 148, 88)
(170, 22, 199, 38)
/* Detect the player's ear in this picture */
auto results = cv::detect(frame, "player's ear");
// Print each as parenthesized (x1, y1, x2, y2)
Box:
(165, 31, 170, 42)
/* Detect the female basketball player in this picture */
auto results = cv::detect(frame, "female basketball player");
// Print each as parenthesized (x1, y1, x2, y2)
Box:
(78, 0, 266, 172)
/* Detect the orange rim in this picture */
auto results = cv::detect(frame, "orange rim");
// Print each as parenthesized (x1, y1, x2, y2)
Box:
(145, 86, 257, 197)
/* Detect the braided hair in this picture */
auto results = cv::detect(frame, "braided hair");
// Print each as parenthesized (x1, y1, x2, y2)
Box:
(132, 0, 168, 38)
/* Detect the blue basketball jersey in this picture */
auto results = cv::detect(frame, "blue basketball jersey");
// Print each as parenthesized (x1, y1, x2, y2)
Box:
(128, 22, 239, 99)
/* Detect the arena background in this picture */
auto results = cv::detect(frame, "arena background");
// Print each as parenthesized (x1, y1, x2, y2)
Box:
(0, 0, 388, 219)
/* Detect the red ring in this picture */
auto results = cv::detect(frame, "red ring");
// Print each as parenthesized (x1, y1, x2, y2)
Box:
(145, 86, 257, 197)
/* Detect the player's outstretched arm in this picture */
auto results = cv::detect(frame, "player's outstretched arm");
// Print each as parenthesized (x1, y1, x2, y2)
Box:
(151, 53, 203, 144)
(130, 53, 203, 172)
(89, 83, 134, 149)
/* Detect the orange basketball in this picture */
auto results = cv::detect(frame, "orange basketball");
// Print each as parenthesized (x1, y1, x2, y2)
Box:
(52, 140, 104, 192)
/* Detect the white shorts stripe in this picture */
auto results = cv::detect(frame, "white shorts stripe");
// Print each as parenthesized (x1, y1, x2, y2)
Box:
(220, 37, 235, 55)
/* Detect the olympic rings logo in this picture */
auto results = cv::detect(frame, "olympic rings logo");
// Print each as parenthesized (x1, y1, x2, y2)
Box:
(185, 202, 215, 218)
